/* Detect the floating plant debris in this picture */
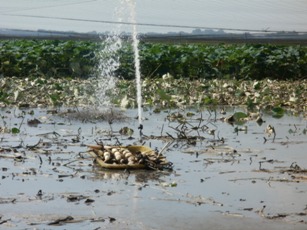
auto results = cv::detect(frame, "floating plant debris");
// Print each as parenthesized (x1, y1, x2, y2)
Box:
(0, 77, 306, 116)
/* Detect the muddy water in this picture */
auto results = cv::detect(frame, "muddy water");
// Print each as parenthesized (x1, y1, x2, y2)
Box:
(0, 107, 306, 229)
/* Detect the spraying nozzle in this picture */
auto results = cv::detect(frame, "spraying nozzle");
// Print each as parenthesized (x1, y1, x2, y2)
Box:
(138, 124, 143, 137)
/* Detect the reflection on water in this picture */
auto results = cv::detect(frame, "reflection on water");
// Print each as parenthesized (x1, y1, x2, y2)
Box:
(91, 167, 171, 183)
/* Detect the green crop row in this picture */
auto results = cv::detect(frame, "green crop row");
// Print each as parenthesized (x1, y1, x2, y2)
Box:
(136, 43, 307, 80)
(0, 39, 306, 80)
(0, 40, 99, 78)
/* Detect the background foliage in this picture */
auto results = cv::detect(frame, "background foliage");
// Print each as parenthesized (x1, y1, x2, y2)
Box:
(0, 39, 306, 80)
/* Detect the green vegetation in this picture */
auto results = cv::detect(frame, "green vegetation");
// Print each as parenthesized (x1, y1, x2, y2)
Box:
(0, 40, 99, 78)
(136, 43, 307, 80)
(1, 39, 306, 80)
(0, 39, 306, 113)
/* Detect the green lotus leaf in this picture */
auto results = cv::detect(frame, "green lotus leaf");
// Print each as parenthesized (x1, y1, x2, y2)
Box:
(11, 127, 20, 134)
(272, 107, 285, 118)
(233, 112, 248, 120)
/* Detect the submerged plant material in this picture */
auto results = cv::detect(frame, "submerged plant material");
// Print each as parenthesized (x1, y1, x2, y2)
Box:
(59, 107, 128, 122)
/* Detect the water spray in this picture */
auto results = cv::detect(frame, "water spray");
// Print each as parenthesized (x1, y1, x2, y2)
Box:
(127, 0, 143, 127)
(95, 0, 143, 138)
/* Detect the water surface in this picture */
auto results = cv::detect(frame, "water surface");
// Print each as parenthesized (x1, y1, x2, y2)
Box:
(0, 107, 306, 229)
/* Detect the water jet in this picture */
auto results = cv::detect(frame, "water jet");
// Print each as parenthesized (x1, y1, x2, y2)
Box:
(95, 0, 143, 130)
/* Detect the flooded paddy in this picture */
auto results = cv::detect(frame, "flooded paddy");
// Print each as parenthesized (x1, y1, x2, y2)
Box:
(0, 107, 306, 229)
